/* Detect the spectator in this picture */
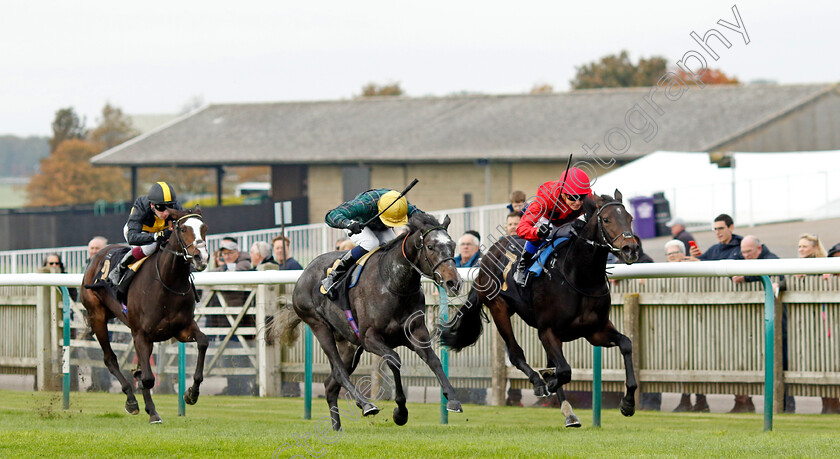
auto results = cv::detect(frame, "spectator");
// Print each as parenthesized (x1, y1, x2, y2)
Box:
(87, 236, 108, 263)
(39, 253, 77, 301)
(222, 236, 250, 265)
(507, 190, 526, 215)
(334, 237, 350, 251)
(797, 234, 840, 414)
(667, 239, 710, 413)
(266, 235, 304, 270)
(248, 241, 272, 269)
(666, 217, 695, 256)
(337, 239, 356, 251)
(454, 233, 481, 267)
(505, 212, 521, 237)
(822, 242, 840, 281)
(689, 214, 742, 261)
(213, 240, 252, 272)
(465, 230, 481, 244)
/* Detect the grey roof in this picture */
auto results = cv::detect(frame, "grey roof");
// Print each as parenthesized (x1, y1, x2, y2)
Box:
(92, 83, 839, 167)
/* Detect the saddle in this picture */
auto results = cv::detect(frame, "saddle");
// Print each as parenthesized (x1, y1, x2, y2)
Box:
(501, 235, 570, 294)
(88, 246, 148, 304)
(320, 247, 380, 312)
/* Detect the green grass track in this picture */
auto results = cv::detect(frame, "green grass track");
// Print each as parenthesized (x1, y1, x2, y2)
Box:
(1, 390, 839, 458)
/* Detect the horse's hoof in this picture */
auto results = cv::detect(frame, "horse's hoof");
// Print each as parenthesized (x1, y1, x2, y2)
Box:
(184, 388, 199, 405)
(362, 403, 379, 417)
(620, 399, 636, 417)
(149, 414, 163, 424)
(125, 401, 139, 415)
(393, 406, 409, 426)
(446, 400, 463, 413)
(565, 414, 581, 428)
(534, 385, 550, 398)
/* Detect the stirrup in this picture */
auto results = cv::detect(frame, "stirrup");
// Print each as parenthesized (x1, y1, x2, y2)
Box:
(514, 269, 532, 288)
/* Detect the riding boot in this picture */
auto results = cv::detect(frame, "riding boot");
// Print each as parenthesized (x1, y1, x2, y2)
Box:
(321, 251, 357, 300)
(513, 250, 535, 288)
(108, 251, 137, 287)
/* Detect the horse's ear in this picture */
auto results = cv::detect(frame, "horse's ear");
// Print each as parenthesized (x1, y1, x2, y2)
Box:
(442, 214, 451, 230)
(614, 189, 623, 203)
(193, 204, 201, 214)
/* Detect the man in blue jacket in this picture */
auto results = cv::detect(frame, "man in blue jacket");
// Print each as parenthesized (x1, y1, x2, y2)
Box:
(689, 214, 742, 260)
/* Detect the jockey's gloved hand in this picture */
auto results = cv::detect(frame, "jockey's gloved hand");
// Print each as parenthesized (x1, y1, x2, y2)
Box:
(155, 229, 172, 242)
(571, 218, 586, 231)
(347, 221, 362, 235)
(536, 223, 551, 239)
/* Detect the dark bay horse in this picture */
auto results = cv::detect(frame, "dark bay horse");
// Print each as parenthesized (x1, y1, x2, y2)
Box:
(81, 207, 209, 423)
(441, 190, 640, 427)
(271, 212, 463, 431)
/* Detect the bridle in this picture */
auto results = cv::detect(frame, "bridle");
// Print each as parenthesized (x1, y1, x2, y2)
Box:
(573, 201, 639, 255)
(159, 214, 206, 262)
(156, 213, 205, 296)
(401, 225, 456, 288)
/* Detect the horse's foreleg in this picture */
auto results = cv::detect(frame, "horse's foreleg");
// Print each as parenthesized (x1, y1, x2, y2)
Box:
(488, 304, 548, 397)
(587, 322, 637, 417)
(90, 312, 138, 415)
(177, 322, 208, 405)
(404, 324, 462, 413)
(363, 331, 410, 424)
(310, 322, 378, 416)
(132, 333, 161, 423)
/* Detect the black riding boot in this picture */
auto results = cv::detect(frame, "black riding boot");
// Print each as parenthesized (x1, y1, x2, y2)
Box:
(108, 251, 137, 287)
(513, 250, 535, 288)
(321, 251, 357, 300)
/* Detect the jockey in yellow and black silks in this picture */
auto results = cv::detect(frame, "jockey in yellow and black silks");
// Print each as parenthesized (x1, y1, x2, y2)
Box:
(108, 181, 183, 286)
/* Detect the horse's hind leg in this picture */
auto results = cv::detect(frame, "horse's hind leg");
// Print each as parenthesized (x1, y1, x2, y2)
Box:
(89, 309, 139, 415)
(587, 321, 637, 417)
(363, 331, 410, 425)
(179, 322, 208, 405)
(539, 332, 580, 428)
(487, 301, 549, 397)
(324, 341, 361, 431)
(133, 333, 162, 423)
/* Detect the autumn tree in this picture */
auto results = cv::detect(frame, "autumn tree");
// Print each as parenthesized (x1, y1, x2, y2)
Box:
(530, 83, 554, 94)
(570, 51, 667, 89)
(674, 68, 739, 85)
(26, 139, 127, 206)
(89, 103, 139, 150)
(49, 107, 86, 153)
(359, 82, 404, 97)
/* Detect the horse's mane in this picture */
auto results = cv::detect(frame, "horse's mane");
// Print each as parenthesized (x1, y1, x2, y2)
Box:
(379, 212, 441, 252)
(582, 193, 617, 221)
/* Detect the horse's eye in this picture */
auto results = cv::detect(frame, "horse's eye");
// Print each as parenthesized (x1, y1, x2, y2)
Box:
(604, 218, 610, 224)
(180, 227, 186, 232)
(427, 244, 434, 250)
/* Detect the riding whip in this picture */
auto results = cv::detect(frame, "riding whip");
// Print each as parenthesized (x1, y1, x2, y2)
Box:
(545, 154, 574, 225)
(361, 178, 419, 228)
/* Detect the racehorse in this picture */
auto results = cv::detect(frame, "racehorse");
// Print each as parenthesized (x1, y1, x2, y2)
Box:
(440, 190, 640, 427)
(80, 207, 209, 423)
(270, 212, 463, 431)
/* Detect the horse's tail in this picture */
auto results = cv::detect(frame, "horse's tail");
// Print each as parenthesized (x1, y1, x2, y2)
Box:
(439, 287, 485, 351)
(267, 305, 302, 347)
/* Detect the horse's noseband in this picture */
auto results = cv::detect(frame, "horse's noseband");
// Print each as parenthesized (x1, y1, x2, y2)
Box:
(576, 201, 639, 254)
(164, 214, 205, 262)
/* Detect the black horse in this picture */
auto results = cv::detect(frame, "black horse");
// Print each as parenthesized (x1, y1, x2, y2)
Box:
(81, 207, 209, 423)
(441, 190, 640, 427)
(270, 212, 464, 431)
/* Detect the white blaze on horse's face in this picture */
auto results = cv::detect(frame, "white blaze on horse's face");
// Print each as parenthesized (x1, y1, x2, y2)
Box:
(183, 217, 209, 270)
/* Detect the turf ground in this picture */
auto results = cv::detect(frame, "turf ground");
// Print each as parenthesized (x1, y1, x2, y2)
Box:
(1, 389, 839, 458)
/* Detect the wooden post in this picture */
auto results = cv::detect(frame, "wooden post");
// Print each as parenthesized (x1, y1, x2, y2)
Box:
(490, 320, 506, 406)
(773, 295, 784, 414)
(256, 284, 268, 397)
(622, 293, 641, 406)
(36, 286, 58, 391)
(261, 282, 284, 397)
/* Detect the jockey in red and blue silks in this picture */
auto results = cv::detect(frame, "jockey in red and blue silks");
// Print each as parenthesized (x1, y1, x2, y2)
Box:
(513, 167, 592, 287)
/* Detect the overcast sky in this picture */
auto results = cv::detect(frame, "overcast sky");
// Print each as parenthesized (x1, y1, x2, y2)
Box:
(1, 0, 837, 137)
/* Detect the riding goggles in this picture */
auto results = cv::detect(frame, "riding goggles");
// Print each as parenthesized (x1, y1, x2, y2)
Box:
(154, 203, 175, 211)
(564, 194, 585, 202)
